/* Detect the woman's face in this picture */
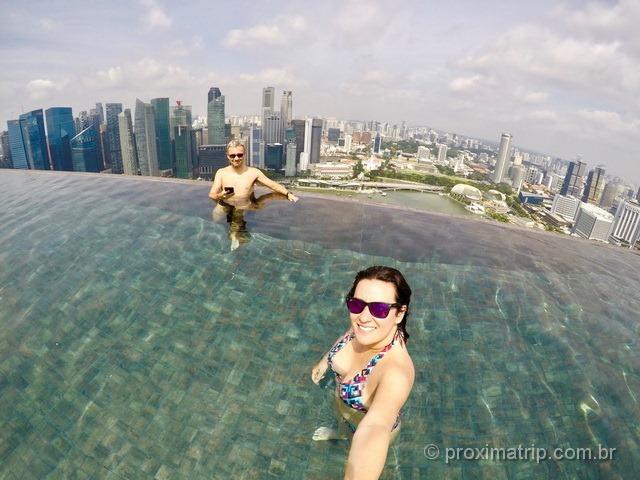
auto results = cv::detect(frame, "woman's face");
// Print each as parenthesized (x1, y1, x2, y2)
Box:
(349, 278, 405, 346)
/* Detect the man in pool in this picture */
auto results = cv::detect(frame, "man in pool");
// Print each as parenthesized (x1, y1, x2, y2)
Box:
(208, 139, 298, 209)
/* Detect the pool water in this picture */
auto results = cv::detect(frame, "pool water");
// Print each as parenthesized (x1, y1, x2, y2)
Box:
(1, 170, 639, 479)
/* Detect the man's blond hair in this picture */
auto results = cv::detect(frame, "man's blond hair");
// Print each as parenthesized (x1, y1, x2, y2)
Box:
(226, 139, 245, 153)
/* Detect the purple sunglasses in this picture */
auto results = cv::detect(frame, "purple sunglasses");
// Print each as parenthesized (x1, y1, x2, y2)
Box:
(346, 296, 402, 319)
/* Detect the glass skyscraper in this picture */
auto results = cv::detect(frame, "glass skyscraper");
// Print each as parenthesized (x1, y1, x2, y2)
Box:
(70, 125, 100, 173)
(310, 118, 322, 164)
(151, 98, 172, 171)
(560, 160, 587, 197)
(583, 167, 606, 204)
(118, 109, 139, 176)
(105, 103, 123, 174)
(171, 103, 193, 179)
(19, 109, 50, 170)
(45, 107, 75, 171)
(134, 99, 160, 177)
(6, 120, 28, 169)
(207, 88, 225, 145)
(0, 130, 12, 168)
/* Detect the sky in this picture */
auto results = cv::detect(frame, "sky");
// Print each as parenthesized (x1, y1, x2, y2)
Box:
(0, 0, 639, 181)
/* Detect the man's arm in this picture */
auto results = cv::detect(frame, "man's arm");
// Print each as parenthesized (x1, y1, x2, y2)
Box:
(208, 169, 226, 201)
(343, 366, 414, 480)
(255, 170, 298, 202)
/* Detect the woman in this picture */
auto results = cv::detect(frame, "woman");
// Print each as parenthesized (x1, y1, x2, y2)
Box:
(311, 266, 415, 480)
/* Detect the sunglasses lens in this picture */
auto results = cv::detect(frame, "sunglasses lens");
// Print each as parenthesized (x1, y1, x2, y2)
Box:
(369, 302, 390, 318)
(346, 298, 366, 314)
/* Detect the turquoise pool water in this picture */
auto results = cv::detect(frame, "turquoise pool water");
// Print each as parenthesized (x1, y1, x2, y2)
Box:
(1, 170, 639, 479)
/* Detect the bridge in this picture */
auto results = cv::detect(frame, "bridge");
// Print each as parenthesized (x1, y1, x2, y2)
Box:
(294, 178, 444, 193)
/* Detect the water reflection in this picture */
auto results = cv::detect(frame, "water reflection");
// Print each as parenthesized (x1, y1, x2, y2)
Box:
(212, 191, 289, 250)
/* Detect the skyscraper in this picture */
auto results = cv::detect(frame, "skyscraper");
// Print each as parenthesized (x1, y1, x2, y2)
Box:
(492, 133, 512, 184)
(285, 141, 297, 177)
(45, 107, 75, 171)
(19, 109, 50, 170)
(105, 103, 123, 173)
(610, 200, 640, 247)
(6, 120, 28, 169)
(437, 144, 448, 163)
(280, 90, 292, 129)
(118, 109, 139, 176)
(70, 125, 101, 172)
(600, 182, 624, 211)
(134, 99, 160, 177)
(560, 159, 587, 197)
(310, 118, 322, 165)
(0, 130, 12, 168)
(151, 98, 172, 171)
(262, 87, 275, 110)
(583, 166, 606, 204)
(95, 103, 104, 123)
(373, 133, 382, 153)
(263, 110, 283, 144)
(208, 87, 222, 104)
(249, 126, 263, 168)
(171, 102, 194, 179)
(291, 119, 306, 165)
(207, 88, 225, 144)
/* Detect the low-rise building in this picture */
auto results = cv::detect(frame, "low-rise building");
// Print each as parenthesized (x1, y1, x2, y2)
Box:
(572, 203, 614, 242)
(551, 194, 581, 222)
(310, 162, 353, 179)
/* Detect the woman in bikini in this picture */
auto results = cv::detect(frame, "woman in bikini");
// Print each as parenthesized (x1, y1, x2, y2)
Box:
(311, 266, 415, 480)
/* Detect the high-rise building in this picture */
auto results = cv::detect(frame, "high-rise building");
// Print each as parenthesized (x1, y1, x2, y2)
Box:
(525, 165, 544, 185)
(343, 134, 352, 154)
(291, 119, 306, 165)
(0, 130, 12, 168)
(105, 103, 123, 174)
(327, 128, 341, 144)
(600, 182, 624, 211)
(583, 166, 606, 204)
(492, 133, 512, 183)
(198, 145, 226, 180)
(45, 107, 75, 171)
(118, 109, 139, 176)
(6, 120, 28, 169)
(208, 87, 222, 104)
(171, 102, 194, 179)
(19, 109, 50, 170)
(95, 103, 104, 124)
(249, 126, 263, 168)
(310, 118, 322, 165)
(89, 107, 106, 168)
(262, 87, 275, 110)
(299, 118, 313, 171)
(207, 88, 225, 144)
(560, 159, 587, 197)
(70, 125, 101, 172)
(437, 144, 448, 163)
(134, 99, 160, 177)
(610, 200, 640, 247)
(265, 143, 284, 171)
(285, 142, 297, 177)
(373, 133, 382, 153)
(263, 110, 283, 144)
(551, 194, 581, 221)
(510, 164, 525, 193)
(572, 203, 614, 242)
(151, 98, 172, 171)
(280, 90, 292, 129)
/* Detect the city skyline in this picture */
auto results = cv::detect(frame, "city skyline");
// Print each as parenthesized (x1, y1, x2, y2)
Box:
(0, 1, 639, 179)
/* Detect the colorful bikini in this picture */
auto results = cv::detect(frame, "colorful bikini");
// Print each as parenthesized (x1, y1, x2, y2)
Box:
(327, 330, 401, 431)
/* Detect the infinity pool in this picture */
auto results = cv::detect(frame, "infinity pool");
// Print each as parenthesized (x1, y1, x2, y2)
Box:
(1, 170, 639, 479)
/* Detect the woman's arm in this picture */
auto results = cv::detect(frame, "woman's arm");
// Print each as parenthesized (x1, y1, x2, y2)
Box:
(343, 366, 414, 480)
(311, 329, 353, 384)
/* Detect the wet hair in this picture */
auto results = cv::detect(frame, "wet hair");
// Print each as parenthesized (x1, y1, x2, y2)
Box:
(347, 266, 412, 343)
(226, 139, 245, 154)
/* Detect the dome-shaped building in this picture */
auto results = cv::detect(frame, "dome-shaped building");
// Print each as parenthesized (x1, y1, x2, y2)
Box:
(485, 189, 506, 202)
(450, 183, 482, 202)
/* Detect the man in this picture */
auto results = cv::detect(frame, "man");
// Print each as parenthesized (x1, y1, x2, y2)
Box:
(208, 139, 298, 204)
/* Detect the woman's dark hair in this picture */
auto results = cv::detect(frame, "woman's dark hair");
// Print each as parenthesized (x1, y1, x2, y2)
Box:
(347, 265, 412, 344)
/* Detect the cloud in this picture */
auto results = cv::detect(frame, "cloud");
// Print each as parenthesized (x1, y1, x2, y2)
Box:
(140, 0, 171, 29)
(449, 75, 484, 93)
(334, 0, 387, 41)
(82, 59, 195, 91)
(223, 15, 307, 49)
(526, 110, 558, 121)
(236, 68, 296, 86)
(39, 18, 62, 32)
(26, 79, 66, 100)
(577, 109, 640, 135)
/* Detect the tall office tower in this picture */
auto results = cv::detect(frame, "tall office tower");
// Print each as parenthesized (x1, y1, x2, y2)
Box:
(291, 119, 306, 164)
(492, 133, 512, 183)
(551, 194, 581, 221)
(326, 128, 340, 144)
(171, 102, 194, 179)
(583, 166, 606, 204)
(70, 125, 101, 172)
(105, 103, 123, 173)
(265, 143, 284, 171)
(207, 88, 225, 144)
(560, 159, 587, 197)
(600, 182, 624, 211)
(285, 141, 297, 177)
(77, 110, 91, 131)
(197, 145, 226, 180)
(208, 87, 222, 104)
(572, 203, 614, 242)
(150, 98, 172, 171)
(373, 133, 382, 153)
(88, 107, 105, 168)
(309, 118, 322, 165)
(45, 107, 75, 171)
(19, 109, 50, 170)
(99, 124, 109, 170)
(437, 144, 448, 163)
(249, 126, 263, 168)
(344, 134, 352, 154)
(134, 99, 160, 176)
(263, 110, 283, 144)
(262, 87, 275, 110)
(0, 130, 12, 168)
(610, 200, 640, 247)
(118, 109, 139, 176)
(6, 120, 28, 169)
(95, 103, 104, 123)
(280, 90, 293, 129)
(525, 166, 543, 185)
(510, 164, 525, 193)
(400, 121, 407, 140)
(299, 118, 313, 171)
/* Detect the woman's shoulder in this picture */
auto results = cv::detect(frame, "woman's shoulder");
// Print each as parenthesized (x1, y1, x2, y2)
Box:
(381, 345, 415, 384)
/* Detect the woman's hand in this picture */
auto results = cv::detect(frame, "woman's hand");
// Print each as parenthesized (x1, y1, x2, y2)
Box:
(311, 357, 329, 384)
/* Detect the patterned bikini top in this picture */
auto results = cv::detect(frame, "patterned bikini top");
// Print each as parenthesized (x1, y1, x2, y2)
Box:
(327, 330, 400, 429)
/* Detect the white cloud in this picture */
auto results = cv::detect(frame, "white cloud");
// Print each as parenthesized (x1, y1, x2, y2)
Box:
(526, 110, 558, 121)
(140, 0, 171, 29)
(237, 68, 296, 86)
(223, 15, 307, 49)
(577, 109, 640, 135)
(334, 0, 386, 40)
(39, 18, 61, 32)
(449, 75, 484, 93)
(26, 79, 66, 99)
(82, 59, 195, 91)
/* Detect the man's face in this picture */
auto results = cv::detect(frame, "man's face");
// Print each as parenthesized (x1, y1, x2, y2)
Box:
(227, 146, 245, 167)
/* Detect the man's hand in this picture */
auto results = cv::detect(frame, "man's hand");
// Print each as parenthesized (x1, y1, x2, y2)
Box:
(286, 192, 299, 203)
